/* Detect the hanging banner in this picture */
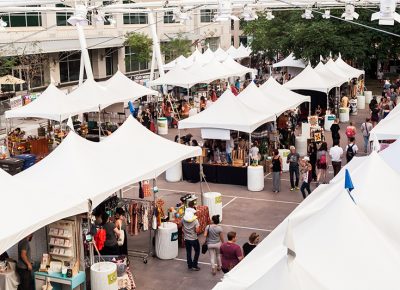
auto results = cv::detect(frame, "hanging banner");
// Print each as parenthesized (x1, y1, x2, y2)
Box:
(9, 96, 23, 110)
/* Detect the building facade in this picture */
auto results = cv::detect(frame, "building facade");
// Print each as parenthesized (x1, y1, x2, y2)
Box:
(0, 1, 237, 93)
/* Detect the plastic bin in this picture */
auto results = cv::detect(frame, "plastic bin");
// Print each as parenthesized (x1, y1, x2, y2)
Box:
(357, 95, 365, 109)
(339, 107, 350, 123)
(155, 222, 178, 260)
(166, 162, 182, 182)
(0, 158, 23, 175)
(90, 262, 118, 290)
(247, 165, 264, 192)
(203, 192, 223, 221)
(15, 154, 36, 170)
(349, 99, 358, 115)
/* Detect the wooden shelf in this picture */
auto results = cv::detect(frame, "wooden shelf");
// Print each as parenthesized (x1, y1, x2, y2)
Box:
(48, 234, 72, 239)
(49, 243, 72, 248)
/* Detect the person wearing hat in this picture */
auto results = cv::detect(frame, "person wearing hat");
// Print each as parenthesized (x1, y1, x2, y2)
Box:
(300, 157, 312, 199)
(181, 201, 201, 271)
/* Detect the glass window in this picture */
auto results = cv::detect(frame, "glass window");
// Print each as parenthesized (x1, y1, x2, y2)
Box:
(59, 51, 81, 83)
(164, 11, 175, 24)
(1, 6, 42, 27)
(205, 37, 219, 51)
(125, 46, 148, 73)
(200, 9, 216, 23)
(105, 48, 116, 76)
(56, 4, 73, 26)
(123, 1, 148, 24)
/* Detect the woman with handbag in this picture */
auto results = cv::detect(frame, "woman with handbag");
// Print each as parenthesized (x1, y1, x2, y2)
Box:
(204, 215, 224, 275)
(115, 207, 128, 255)
(100, 212, 120, 256)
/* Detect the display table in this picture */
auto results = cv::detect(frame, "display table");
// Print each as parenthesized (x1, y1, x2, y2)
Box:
(357, 95, 365, 109)
(0, 263, 19, 290)
(365, 91, 372, 104)
(166, 162, 182, 182)
(247, 166, 264, 192)
(34, 271, 86, 290)
(339, 107, 350, 123)
(202, 192, 222, 220)
(155, 222, 178, 260)
(278, 149, 290, 172)
(324, 114, 336, 131)
(182, 161, 247, 186)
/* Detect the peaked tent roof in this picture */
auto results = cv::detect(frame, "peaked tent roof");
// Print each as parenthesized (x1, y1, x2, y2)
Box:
(259, 77, 310, 108)
(235, 43, 251, 58)
(222, 57, 254, 76)
(149, 66, 202, 88)
(214, 47, 229, 62)
(369, 109, 400, 140)
(5, 84, 68, 121)
(273, 53, 306, 69)
(186, 48, 202, 62)
(335, 54, 365, 79)
(0, 116, 201, 254)
(314, 62, 348, 88)
(226, 45, 239, 59)
(178, 90, 271, 133)
(325, 58, 353, 80)
(164, 55, 192, 70)
(283, 65, 333, 93)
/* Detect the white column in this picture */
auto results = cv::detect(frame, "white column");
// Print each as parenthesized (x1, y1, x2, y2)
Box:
(76, 23, 94, 80)
(148, 11, 165, 78)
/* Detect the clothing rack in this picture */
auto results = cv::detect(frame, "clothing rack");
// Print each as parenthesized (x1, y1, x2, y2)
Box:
(119, 197, 154, 264)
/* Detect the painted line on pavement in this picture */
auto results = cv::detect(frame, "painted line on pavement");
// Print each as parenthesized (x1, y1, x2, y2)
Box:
(219, 224, 272, 232)
(174, 258, 211, 266)
(222, 197, 237, 209)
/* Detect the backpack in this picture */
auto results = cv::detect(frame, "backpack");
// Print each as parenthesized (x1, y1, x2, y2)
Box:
(346, 127, 355, 138)
(346, 144, 355, 161)
(319, 153, 327, 165)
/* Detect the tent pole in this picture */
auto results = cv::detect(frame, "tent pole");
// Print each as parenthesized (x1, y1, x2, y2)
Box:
(200, 156, 204, 196)
(98, 106, 101, 142)
(79, 54, 84, 85)
(248, 133, 251, 166)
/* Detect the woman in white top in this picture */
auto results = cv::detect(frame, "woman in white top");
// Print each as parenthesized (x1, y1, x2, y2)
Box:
(204, 215, 224, 275)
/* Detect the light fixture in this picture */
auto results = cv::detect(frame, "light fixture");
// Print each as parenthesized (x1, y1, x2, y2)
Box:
(214, 0, 239, 22)
(301, 9, 314, 19)
(266, 10, 275, 20)
(371, 0, 400, 25)
(322, 9, 330, 19)
(242, 5, 258, 21)
(341, 4, 359, 20)
(67, 4, 88, 26)
(172, 7, 191, 24)
(0, 18, 7, 30)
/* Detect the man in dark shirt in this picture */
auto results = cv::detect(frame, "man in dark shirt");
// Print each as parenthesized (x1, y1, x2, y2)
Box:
(17, 234, 33, 290)
(287, 146, 300, 191)
(330, 118, 341, 147)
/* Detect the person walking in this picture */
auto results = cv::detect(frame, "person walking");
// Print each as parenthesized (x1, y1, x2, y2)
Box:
(316, 142, 328, 185)
(271, 149, 283, 193)
(17, 234, 33, 290)
(220, 232, 243, 273)
(345, 122, 356, 141)
(330, 118, 341, 146)
(345, 137, 358, 163)
(300, 157, 312, 199)
(287, 146, 300, 191)
(360, 118, 373, 153)
(371, 103, 380, 127)
(329, 140, 343, 176)
(182, 202, 201, 271)
(204, 215, 224, 275)
(242, 233, 260, 257)
(307, 142, 318, 181)
(225, 135, 234, 165)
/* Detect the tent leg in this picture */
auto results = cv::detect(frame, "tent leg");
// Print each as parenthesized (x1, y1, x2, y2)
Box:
(248, 133, 251, 165)
(79, 54, 84, 85)
(98, 107, 101, 142)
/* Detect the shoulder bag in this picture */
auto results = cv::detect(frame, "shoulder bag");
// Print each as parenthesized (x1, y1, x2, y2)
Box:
(117, 222, 125, 246)
(202, 225, 210, 254)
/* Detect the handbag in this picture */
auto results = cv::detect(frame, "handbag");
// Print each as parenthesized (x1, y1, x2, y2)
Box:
(202, 225, 210, 254)
(42, 278, 53, 290)
(117, 223, 125, 247)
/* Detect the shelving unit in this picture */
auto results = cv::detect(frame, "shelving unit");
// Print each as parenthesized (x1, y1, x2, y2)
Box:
(47, 219, 77, 262)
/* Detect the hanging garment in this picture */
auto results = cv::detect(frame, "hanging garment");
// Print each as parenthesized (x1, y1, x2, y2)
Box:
(143, 181, 151, 197)
(138, 182, 144, 199)
(143, 206, 149, 231)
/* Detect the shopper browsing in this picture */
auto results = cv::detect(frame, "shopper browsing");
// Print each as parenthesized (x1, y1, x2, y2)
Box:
(204, 215, 224, 275)
(17, 234, 33, 290)
(271, 149, 283, 193)
(316, 142, 328, 185)
(330, 119, 341, 147)
(345, 137, 358, 163)
(115, 207, 128, 255)
(220, 232, 243, 273)
(182, 201, 201, 271)
(100, 212, 121, 256)
(242, 233, 260, 257)
(329, 140, 344, 176)
(300, 157, 312, 199)
(287, 146, 300, 191)
(360, 118, 373, 153)
(345, 122, 356, 141)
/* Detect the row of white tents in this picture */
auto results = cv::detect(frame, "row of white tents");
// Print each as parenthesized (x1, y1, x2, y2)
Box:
(163, 44, 251, 70)
(214, 137, 400, 290)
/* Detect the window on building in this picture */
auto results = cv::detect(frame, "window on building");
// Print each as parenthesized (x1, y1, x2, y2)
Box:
(163, 11, 175, 24)
(59, 51, 81, 83)
(105, 48, 116, 76)
(205, 37, 219, 51)
(123, 1, 148, 24)
(125, 46, 149, 72)
(1, 6, 42, 27)
(200, 9, 216, 23)
(56, 4, 73, 26)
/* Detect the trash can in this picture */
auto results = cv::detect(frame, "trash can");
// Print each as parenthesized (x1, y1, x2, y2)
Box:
(203, 192, 223, 221)
(339, 107, 350, 123)
(365, 91, 372, 104)
(357, 95, 365, 110)
(157, 117, 168, 135)
(295, 137, 307, 156)
(324, 114, 336, 131)
(166, 162, 182, 182)
(349, 99, 358, 115)
(155, 222, 178, 260)
(278, 149, 290, 172)
(90, 262, 118, 290)
(247, 165, 264, 192)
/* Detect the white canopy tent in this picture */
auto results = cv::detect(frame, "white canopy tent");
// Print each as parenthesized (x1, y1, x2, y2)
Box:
(186, 48, 202, 63)
(214, 46, 229, 62)
(0, 116, 201, 254)
(314, 62, 348, 89)
(324, 58, 353, 81)
(335, 54, 365, 79)
(283, 65, 333, 93)
(226, 45, 239, 59)
(380, 138, 400, 173)
(178, 90, 271, 133)
(259, 77, 310, 109)
(369, 110, 400, 140)
(214, 152, 400, 290)
(164, 55, 193, 70)
(149, 66, 202, 88)
(235, 43, 251, 59)
(273, 53, 306, 69)
(222, 57, 254, 77)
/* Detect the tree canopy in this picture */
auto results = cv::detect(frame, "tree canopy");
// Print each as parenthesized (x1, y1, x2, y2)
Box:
(161, 33, 192, 62)
(242, 9, 400, 68)
(124, 32, 153, 62)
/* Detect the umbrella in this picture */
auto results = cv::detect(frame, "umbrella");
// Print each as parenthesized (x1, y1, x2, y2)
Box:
(0, 75, 25, 85)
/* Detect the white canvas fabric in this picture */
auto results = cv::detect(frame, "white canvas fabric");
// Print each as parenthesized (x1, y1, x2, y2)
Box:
(235, 44, 251, 59)
(273, 53, 306, 69)
(283, 65, 333, 93)
(149, 66, 203, 88)
(222, 57, 254, 76)
(380, 138, 400, 174)
(314, 62, 348, 88)
(369, 109, 400, 140)
(178, 90, 270, 133)
(226, 45, 239, 59)
(214, 47, 229, 62)
(335, 55, 365, 79)
(0, 116, 201, 254)
(324, 59, 353, 80)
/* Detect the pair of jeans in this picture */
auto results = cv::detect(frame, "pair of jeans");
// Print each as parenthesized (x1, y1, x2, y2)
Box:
(226, 152, 232, 164)
(17, 268, 33, 290)
(332, 161, 342, 176)
(363, 135, 369, 153)
(185, 239, 200, 269)
(289, 166, 299, 188)
(208, 242, 221, 269)
(272, 171, 281, 192)
(300, 181, 311, 199)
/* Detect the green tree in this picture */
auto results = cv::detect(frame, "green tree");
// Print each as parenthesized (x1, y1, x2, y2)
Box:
(0, 57, 17, 76)
(161, 33, 192, 62)
(124, 32, 153, 63)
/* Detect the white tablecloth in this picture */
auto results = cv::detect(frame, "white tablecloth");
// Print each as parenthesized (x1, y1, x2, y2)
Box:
(0, 263, 19, 290)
